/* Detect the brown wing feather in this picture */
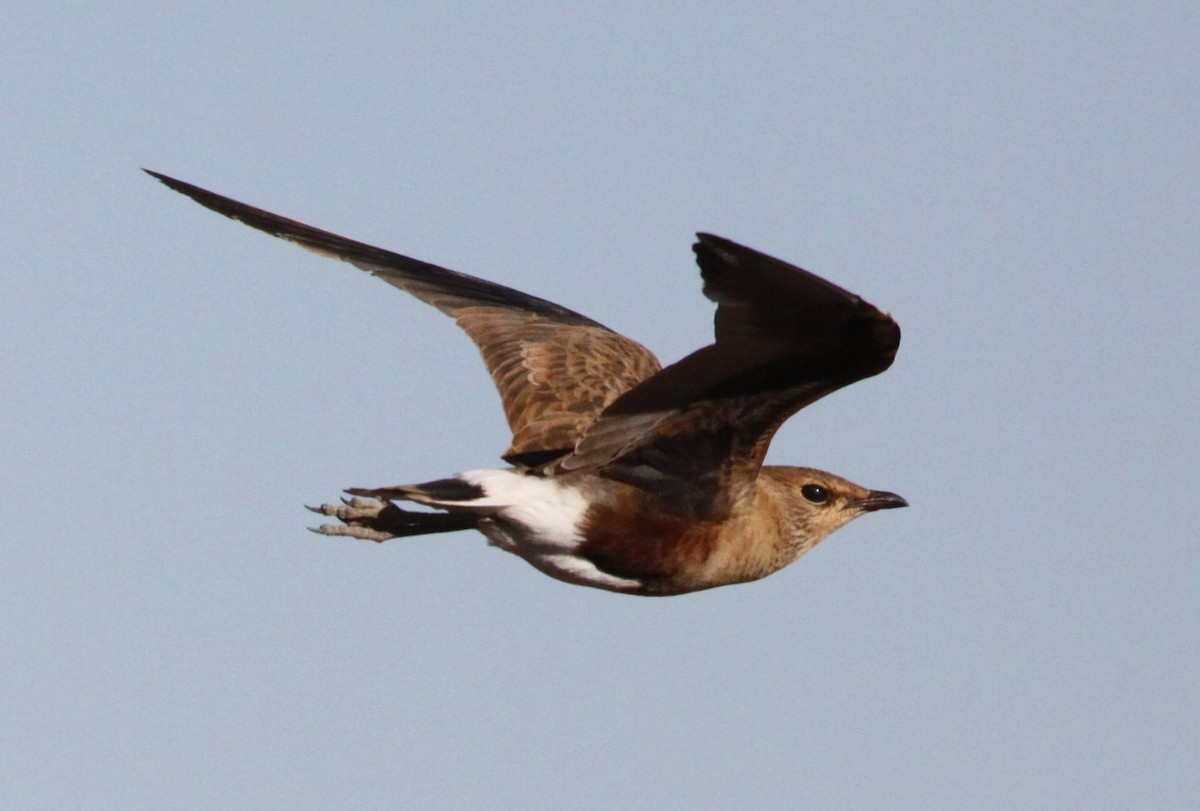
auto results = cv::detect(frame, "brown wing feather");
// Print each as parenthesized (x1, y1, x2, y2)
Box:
(562, 233, 900, 519)
(451, 308, 659, 461)
(146, 171, 660, 461)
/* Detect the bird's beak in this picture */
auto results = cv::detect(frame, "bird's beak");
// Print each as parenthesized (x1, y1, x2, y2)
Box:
(852, 490, 908, 512)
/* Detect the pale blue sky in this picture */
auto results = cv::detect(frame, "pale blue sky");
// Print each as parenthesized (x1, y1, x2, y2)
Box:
(3, 3, 1197, 809)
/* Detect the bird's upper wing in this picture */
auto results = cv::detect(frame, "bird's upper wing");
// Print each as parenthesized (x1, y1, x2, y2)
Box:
(560, 233, 900, 520)
(146, 171, 660, 464)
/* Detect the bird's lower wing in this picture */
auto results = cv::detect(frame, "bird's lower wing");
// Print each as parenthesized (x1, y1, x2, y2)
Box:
(560, 234, 901, 520)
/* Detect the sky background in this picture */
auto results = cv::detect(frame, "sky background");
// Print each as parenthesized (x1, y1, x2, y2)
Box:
(3, 3, 1197, 809)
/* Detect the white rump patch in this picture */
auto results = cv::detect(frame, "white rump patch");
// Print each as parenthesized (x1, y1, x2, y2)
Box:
(457, 469, 642, 592)
(458, 469, 589, 549)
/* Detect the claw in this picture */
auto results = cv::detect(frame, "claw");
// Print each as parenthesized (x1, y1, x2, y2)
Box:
(309, 523, 393, 543)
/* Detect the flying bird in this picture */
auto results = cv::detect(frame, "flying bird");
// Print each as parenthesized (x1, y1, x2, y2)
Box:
(147, 170, 906, 596)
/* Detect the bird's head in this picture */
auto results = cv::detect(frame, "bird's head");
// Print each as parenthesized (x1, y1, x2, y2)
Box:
(764, 466, 907, 549)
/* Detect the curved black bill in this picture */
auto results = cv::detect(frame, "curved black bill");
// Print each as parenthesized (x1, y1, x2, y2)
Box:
(853, 490, 908, 512)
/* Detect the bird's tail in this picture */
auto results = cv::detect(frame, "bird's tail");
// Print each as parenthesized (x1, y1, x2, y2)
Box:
(347, 477, 490, 510)
(336, 476, 499, 539)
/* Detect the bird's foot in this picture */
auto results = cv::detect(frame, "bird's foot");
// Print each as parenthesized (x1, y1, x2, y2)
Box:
(307, 496, 396, 542)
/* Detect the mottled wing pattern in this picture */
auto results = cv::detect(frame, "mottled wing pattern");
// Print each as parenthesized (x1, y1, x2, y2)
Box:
(451, 308, 660, 462)
(146, 171, 660, 462)
(563, 233, 900, 519)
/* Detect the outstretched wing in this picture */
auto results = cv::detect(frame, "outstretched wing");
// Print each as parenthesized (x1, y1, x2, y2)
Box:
(562, 233, 900, 519)
(147, 171, 660, 464)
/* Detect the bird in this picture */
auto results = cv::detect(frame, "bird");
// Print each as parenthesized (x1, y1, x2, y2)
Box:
(147, 169, 906, 596)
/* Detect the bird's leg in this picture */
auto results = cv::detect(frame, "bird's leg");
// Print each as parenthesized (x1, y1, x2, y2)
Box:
(307, 496, 398, 542)
(307, 491, 479, 542)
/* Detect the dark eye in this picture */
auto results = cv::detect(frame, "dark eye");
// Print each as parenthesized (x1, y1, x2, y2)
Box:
(801, 484, 829, 504)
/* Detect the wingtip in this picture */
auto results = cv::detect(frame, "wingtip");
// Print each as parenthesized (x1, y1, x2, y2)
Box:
(141, 170, 279, 233)
(692, 232, 743, 267)
(143, 169, 211, 205)
(142, 168, 193, 195)
(142, 167, 172, 184)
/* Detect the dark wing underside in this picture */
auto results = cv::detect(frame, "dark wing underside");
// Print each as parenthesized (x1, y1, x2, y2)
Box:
(562, 233, 901, 520)
(146, 171, 661, 463)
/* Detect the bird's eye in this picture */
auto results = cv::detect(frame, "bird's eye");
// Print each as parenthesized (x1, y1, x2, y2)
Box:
(801, 484, 829, 504)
